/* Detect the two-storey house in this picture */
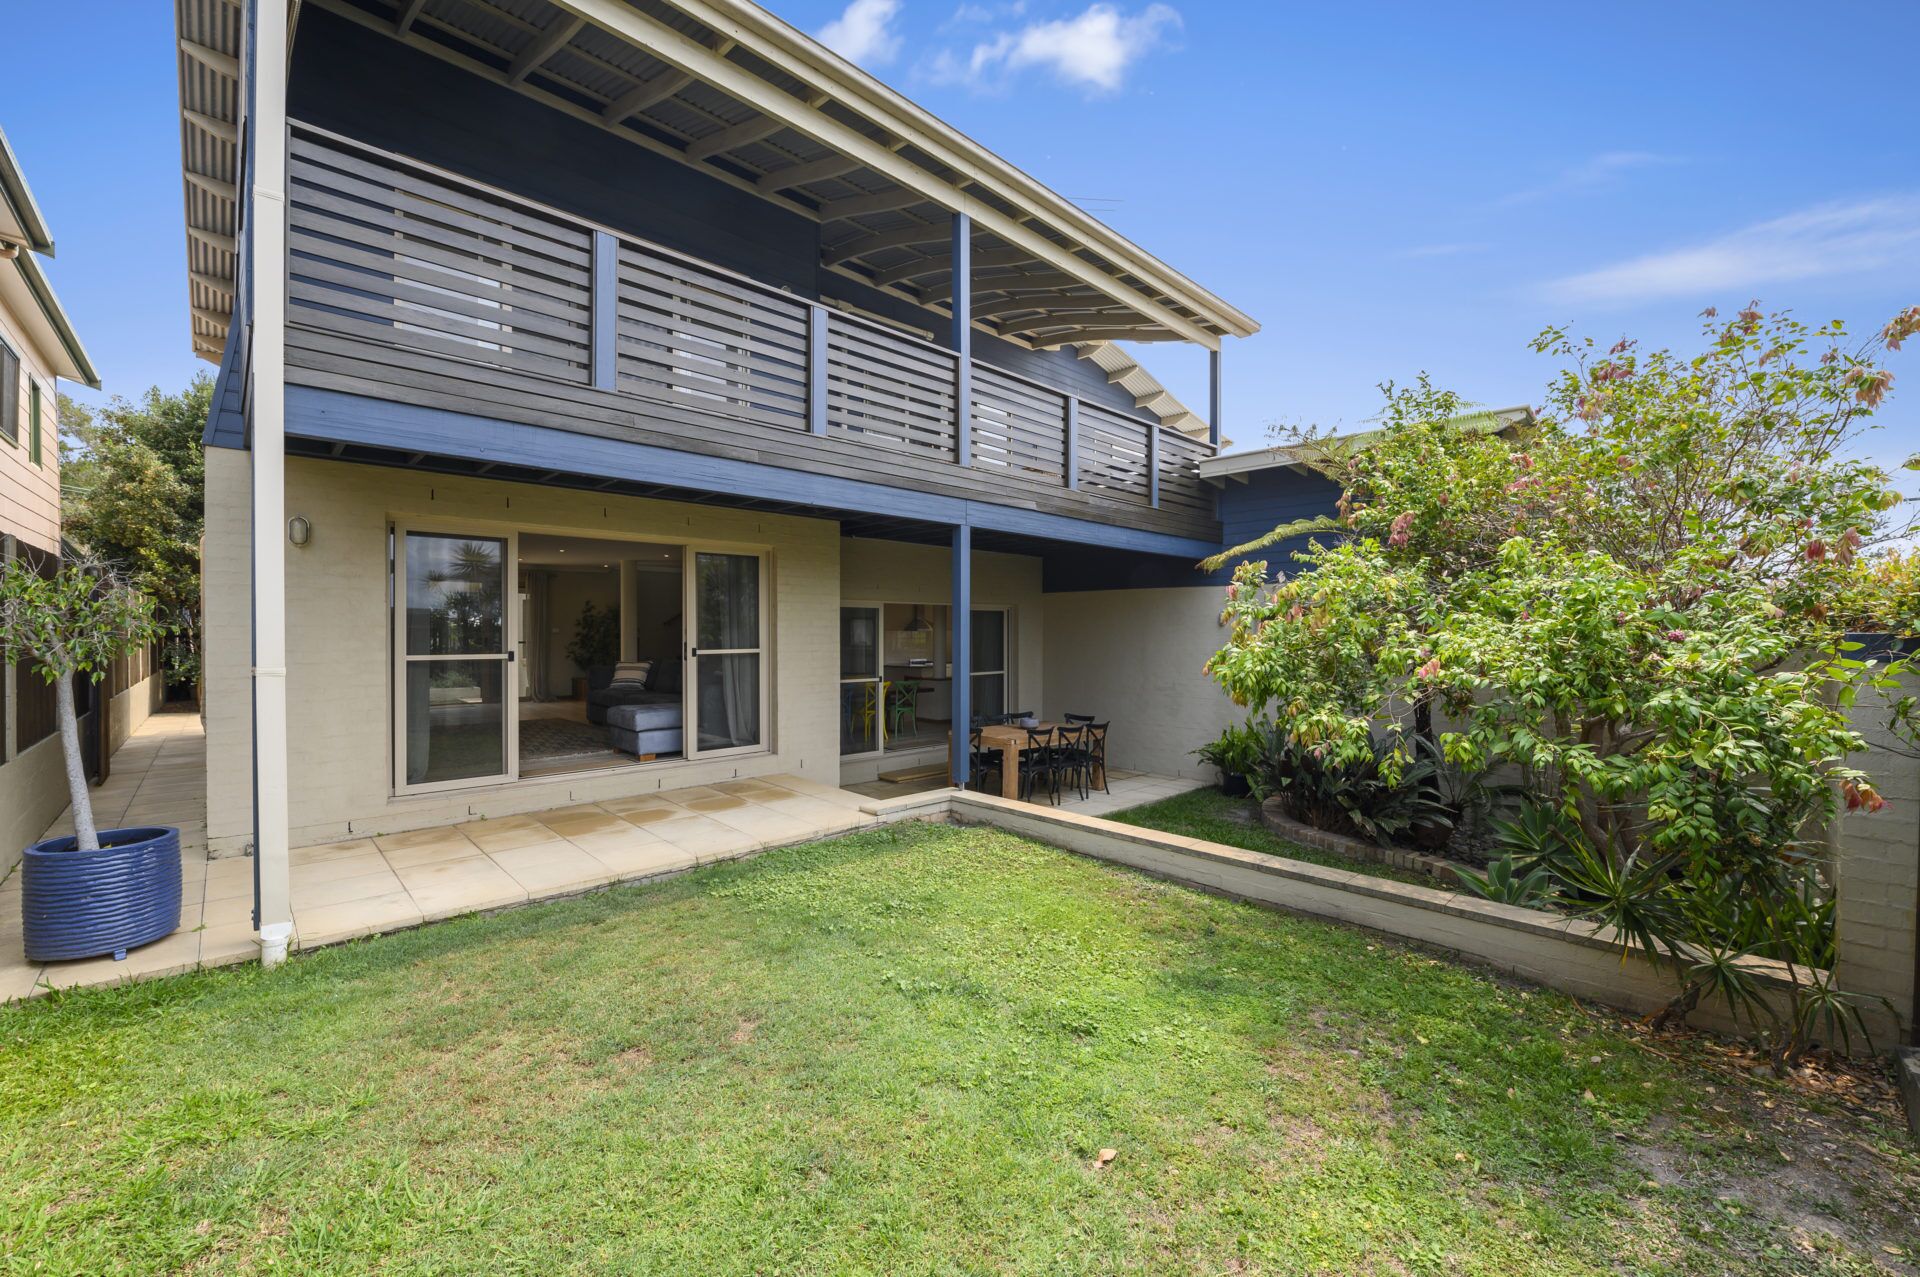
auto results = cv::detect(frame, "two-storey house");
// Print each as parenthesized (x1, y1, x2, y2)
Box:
(178, 0, 1262, 963)
(0, 125, 100, 868)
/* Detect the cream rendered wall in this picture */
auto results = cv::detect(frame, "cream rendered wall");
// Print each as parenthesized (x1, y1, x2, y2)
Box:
(838, 537, 1043, 782)
(1042, 587, 1237, 780)
(200, 455, 840, 854)
(1833, 673, 1919, 1045)
(201, 448, 255, 853)
(0, 735, 67, 871)
(107, 673, 164, 754)
(0, 296, 60, 555)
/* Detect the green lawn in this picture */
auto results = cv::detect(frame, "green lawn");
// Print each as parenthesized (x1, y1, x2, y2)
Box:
(3, 824, 1915, 1275)
(1110, 786, 1438, 886)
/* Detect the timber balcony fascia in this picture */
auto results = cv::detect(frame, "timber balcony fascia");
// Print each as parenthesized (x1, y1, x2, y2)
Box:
(279, 124, 1220, 542)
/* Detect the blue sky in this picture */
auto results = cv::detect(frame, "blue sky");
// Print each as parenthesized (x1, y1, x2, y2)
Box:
(3, 0, 1915, 482)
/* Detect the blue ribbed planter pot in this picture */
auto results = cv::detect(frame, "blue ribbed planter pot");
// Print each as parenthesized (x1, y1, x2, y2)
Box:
(20, 827, 183, 963)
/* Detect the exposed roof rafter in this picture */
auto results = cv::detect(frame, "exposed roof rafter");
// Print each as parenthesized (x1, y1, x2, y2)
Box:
(820, 221, 945, 266)
(506, 12, 584, 82)
(180, 0, 1257, 368)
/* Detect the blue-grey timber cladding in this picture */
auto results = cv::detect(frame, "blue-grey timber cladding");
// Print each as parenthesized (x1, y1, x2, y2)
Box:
(286, 8, 1149, 420)
(1039, 466, 1342, 593)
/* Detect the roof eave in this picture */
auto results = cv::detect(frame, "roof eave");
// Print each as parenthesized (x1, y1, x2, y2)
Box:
(675, 0, 1259, 341)
(12, 251, 100, 387)
(0, 127, 56, 256)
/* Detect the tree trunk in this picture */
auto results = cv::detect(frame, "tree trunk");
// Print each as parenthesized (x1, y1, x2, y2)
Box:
(54, 675, 99, 852)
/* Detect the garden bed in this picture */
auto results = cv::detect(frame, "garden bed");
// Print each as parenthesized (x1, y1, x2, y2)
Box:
(1256, 797, 1464, 882)
(1107, 787, 1436, 887)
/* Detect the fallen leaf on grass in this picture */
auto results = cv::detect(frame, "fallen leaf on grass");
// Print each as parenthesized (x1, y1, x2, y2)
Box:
(1094, 1148, 1117, 1169)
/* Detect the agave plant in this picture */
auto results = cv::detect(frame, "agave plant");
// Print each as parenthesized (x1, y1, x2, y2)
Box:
(1452, 854, 1555, 908)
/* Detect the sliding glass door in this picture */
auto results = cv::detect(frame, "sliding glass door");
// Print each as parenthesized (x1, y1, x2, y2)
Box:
(839, 604, 883, 756)
(394, 529, 516, 791)
(688, 550, 767, 756)
(970, 609, 1009, 722)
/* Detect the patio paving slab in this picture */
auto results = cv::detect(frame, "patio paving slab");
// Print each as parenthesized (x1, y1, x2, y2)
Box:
(2, 712, 1207, 1001)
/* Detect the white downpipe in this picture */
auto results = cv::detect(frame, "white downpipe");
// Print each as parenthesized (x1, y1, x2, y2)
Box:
(251, 0, 293, 968)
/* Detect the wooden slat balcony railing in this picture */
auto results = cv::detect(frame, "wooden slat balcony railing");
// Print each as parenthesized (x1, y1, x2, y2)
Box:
(283, 126, 1218, 538)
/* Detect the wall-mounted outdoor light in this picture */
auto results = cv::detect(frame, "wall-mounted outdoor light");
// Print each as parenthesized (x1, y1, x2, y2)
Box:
(287, 515, 312, 547)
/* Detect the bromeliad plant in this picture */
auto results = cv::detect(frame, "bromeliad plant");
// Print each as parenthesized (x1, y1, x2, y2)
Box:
(0, 553, 166, 852)
(1204, 304, 1920, 1064)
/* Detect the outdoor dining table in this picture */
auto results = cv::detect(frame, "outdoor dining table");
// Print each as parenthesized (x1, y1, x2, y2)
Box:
(967, 722, 1105, 801)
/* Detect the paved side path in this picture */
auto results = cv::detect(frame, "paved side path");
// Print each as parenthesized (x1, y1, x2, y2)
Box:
(0, 712, 211, 998)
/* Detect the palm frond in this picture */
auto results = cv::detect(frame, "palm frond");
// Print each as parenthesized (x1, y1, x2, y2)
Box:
(1199, 515, 1345, 572)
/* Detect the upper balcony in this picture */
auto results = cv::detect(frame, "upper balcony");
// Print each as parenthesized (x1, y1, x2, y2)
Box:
(282, 126, 1222, 540)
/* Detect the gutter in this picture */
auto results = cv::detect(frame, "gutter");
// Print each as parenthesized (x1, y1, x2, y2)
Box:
(0, 128, 54, 256)
(12, 251, 98, 388)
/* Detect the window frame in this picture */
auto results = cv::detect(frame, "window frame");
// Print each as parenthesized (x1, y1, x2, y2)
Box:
(27, 378, 41, 465)
(0, 339, 18, 446)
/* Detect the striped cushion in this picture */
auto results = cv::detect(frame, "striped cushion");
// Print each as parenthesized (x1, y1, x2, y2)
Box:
(609, 661, 653, 687)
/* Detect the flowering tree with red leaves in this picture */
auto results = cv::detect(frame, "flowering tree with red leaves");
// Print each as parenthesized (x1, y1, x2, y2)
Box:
(1204, 306, 1917, 1061)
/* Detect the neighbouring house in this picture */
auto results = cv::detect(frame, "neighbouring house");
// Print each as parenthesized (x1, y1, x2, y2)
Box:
(175, 0, 1339, 960)
(0, 124, 104, 871)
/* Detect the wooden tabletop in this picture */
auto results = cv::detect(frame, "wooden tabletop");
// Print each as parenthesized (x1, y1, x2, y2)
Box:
(968, 723, 1102, 801)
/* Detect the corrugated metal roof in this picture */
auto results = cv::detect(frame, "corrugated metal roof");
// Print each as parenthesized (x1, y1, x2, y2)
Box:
(178, 0, 1258, 370)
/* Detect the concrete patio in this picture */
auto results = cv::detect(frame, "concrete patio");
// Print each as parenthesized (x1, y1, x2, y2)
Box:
(846, 768, 1206, 818)
(0, 713, 1202, 1001)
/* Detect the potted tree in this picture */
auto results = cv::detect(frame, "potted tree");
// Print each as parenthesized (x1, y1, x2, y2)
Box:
(0, 553, 171, 962)
(567, 599, 619, 701)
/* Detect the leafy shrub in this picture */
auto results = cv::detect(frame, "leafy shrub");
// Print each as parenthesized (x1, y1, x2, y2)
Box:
(1263, 735, 1454, 846)
(1193, 721, 1268, 794)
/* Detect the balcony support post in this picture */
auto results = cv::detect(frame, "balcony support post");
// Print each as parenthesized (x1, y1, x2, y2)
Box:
(1209, 346, 1222, 448)
(808, 306, 829, 435)
(1064, 398, 1079, 490)
(951, 211, 971, 466)
(591, 231, 617, 391)
(949, 522, 972, 788)
(1149, 423, 1161, 508)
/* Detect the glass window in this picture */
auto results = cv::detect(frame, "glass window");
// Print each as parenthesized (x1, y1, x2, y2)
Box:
(0, 341, 17, 444)
(971, 609, 1007, 674)
(405, 535, 506, 655)
(696, 553, 759, 650)
(841, 606, 879, 679)
(403, 659, 506, 785)
(840, 605, 882, 756)
(969, 610, 1009, 720)
(696, 652, 761, 751)
(692, 552, 763, 755)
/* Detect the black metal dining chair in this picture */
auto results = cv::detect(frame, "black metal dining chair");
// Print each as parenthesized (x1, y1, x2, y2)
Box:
(1056, 723, 1097, 800)
(968, 726, 1003, 793)
(1081, 721, 1111, 796)
(1018, 725, 1060, 804)
(1064, 713, 1096, 724)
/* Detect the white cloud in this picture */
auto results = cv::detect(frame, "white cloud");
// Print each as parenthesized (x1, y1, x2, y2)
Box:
(947, 0, 1026, 24)
(819, 0, 904, 66)
(934, 3, 1181, 94)
(1494, 151, 1676, 207)
(1546, 196, 1920, 305)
